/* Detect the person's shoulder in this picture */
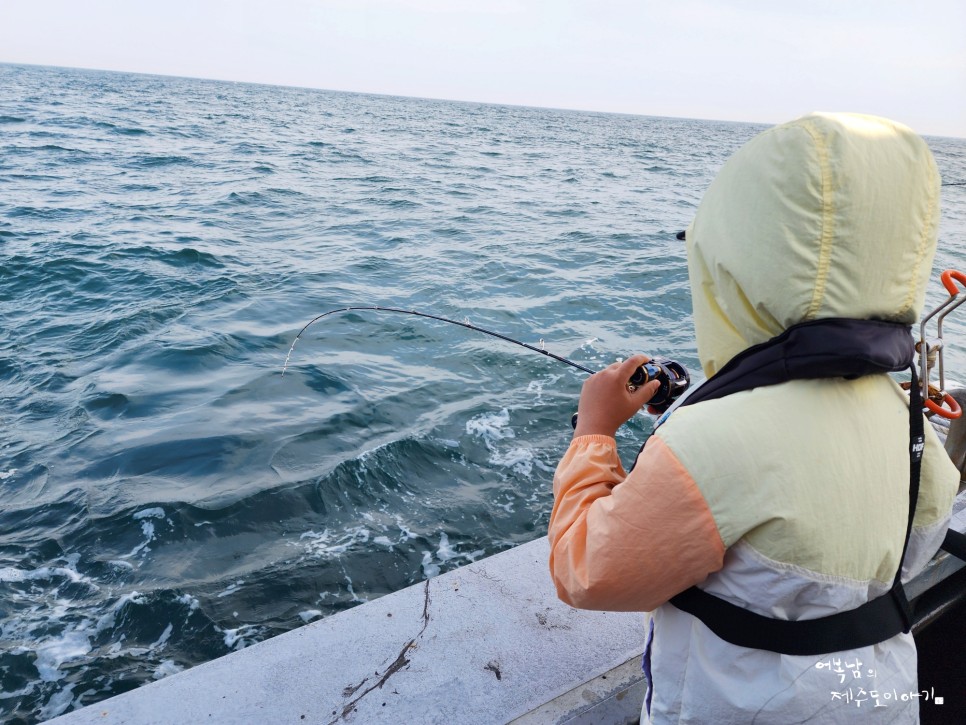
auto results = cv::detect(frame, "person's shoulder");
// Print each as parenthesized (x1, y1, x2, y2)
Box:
(654, 379, 859, 455)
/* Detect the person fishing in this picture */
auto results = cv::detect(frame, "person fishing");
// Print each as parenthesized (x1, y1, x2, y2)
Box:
(548, 112, 960, 723)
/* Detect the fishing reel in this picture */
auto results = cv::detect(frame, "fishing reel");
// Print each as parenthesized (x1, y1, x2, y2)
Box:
(570, 358, 690, 429)
(628, 359, 691, 412)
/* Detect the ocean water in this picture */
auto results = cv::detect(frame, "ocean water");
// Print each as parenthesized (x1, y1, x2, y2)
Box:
(1, 63, 965, 722)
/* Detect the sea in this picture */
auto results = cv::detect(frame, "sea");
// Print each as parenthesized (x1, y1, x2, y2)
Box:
(1, 63, 965, 722)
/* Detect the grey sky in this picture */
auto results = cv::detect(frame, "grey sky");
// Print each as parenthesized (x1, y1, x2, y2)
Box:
(2, 0, 964, 137)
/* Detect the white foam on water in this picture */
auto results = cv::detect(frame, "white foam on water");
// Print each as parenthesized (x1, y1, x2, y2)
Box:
(0, 566, 154, 719)
(466, 408, 542, 477)
(0, 683, 37, 701)
(420, 550, 440, 579)
(116, 590, 147, 608)
(0, 563, 97, 588)
(466, 408, 514, 446)
(489, 446, 535, 477)
(96, 591, 147, 633)
(420, 532, 487, 578)
(0, 566, 29, 582)
(533, 458, 555, 474)
(580, 338, 604, 361)
(177, 593, 200, 612)
(373, 535, 393, 547)
(296, 526, 371, 559)
(216, 580, 245, 598)
(117, 645, 151, 658)
(124, 520, 156, 558)
(344, 575, 365, 604)
(37, 682, 76, 721)
(219, 623, 260, 651)
(526, 373, 562, 403)
(124, 509, 175, 558)
(149, 623, 173, 650)
(34, 628, 92, 682)
(436, 532, 458, 562)
(394, 517, 416, 542)
(298, 609, 323, 623)
(0, 468, 17, 480)
(152, 659, 184, 679)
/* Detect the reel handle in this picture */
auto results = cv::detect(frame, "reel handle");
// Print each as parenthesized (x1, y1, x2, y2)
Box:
(628, 359, 691, 412)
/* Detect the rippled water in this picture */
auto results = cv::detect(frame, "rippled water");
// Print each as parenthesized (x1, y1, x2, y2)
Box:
(2, 63, 965, 722)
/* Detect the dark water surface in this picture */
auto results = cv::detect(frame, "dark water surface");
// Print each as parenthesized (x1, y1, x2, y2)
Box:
(1, 64, 965, 722)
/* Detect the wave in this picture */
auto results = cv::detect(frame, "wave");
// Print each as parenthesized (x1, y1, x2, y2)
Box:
(125, 154, 193, 168)
(102, 244, 223, 269)
(222, 188, 308, 206)
(2, 63, 964, 723)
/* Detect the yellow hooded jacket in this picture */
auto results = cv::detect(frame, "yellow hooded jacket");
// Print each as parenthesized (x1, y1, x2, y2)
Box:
(549, 113, 960, 723)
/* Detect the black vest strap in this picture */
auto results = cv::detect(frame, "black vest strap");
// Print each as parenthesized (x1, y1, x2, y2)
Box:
(666, 318, 924, 655)
(669, 581, 912, 656)
(942, 528, 966, 561)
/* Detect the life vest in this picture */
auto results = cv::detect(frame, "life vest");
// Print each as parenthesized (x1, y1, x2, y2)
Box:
(652, 317, 935, 655)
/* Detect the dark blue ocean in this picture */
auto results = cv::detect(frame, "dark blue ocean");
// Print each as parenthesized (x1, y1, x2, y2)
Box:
(1, 63, 965, 722)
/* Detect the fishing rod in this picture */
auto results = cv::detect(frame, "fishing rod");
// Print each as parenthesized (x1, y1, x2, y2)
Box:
(282, 306, 690, 412)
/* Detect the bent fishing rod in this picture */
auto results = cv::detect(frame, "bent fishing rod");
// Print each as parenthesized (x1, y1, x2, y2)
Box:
(282, 306, 690, 412)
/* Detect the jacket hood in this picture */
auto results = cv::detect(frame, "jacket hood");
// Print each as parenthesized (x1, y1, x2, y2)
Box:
(685, 112, 941, 378)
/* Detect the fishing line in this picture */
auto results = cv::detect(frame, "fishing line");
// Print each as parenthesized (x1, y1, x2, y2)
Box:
(281, 306, 597, 376)
(282, 306, 691, 414)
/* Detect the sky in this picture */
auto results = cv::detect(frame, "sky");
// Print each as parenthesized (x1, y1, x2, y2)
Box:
(2, 0, 965, 138)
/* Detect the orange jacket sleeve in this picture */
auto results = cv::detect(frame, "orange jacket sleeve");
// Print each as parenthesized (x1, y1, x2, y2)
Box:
(548, 434, 726, 611)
